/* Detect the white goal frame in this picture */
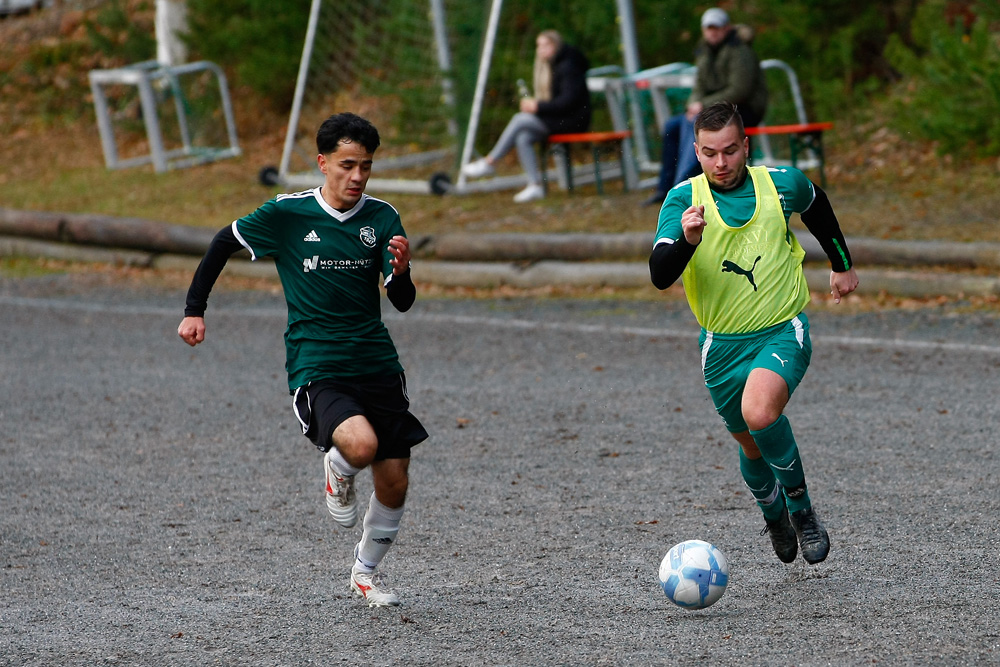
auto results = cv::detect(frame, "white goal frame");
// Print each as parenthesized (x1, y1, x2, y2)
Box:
(272, 0, 457, 194)
(271, 0, 643, 196)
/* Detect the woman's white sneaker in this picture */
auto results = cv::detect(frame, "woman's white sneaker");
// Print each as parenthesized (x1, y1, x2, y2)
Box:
(460, 158, 495, 179)
(513, 183, 545, 203)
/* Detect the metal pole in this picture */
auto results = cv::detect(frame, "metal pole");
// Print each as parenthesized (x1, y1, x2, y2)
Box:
(279, 0, 322, 181)
(456, 0, 503, 190)
(88, 74, 120, 169)
(615, 0, 640, 75)
(615, 0, 651, 166)
(429, 0, 458, 138)
(136, 73, 168, 172)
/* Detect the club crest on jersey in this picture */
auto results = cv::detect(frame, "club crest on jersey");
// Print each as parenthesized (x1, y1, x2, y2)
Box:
(359, 226, 377, 248)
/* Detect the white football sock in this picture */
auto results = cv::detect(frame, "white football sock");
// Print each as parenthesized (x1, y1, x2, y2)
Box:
(355, 492, 405, 573)
(326, 447, 362, 477)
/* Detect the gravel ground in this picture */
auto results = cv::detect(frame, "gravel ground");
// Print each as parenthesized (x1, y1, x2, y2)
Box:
(2, 273, 999, 666)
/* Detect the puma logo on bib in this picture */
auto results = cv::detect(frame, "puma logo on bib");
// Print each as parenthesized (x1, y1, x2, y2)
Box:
(721, 256, 761, 291)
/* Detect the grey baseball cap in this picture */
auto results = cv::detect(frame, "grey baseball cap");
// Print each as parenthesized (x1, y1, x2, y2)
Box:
(701, 8, 730, 28)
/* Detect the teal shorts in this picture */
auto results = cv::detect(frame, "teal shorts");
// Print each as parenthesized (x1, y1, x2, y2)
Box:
(698, 313, 812, 433)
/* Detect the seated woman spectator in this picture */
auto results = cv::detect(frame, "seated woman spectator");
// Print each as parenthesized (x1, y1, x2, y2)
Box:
(462, 30, 591, 203)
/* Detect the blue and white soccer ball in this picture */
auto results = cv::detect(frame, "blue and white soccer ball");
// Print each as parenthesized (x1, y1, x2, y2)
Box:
(658, 539, 730, 610)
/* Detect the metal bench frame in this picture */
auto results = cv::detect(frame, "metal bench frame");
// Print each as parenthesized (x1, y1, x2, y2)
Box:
(539, 130, 635, 195)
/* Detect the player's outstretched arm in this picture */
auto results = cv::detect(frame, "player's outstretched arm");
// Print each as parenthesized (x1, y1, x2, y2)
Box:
(178, 225, 245, 344)
(799, 185, 852, 273)
(178, 316, 206, 346)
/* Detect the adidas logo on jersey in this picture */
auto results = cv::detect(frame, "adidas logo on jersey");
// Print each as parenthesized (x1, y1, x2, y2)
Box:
(304, 230, 321, 242)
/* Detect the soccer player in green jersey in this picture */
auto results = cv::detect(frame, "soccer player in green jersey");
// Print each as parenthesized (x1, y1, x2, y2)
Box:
(178, 113, 428, 606)
(649, 101, 858, 565)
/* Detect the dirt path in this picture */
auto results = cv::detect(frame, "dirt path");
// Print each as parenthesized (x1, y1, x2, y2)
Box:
(2, 276, 998, 665)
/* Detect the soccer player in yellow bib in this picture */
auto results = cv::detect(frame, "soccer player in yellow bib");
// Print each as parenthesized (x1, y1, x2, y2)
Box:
(649, 101, 858, 565)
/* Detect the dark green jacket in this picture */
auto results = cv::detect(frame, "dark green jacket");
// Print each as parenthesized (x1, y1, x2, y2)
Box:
(690, 28, 768, 127)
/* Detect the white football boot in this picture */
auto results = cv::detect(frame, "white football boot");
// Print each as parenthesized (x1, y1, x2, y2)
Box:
(350, 567, 400, 607)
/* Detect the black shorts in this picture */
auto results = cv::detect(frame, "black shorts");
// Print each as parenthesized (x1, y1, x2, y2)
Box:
(291, 373, 428, 460)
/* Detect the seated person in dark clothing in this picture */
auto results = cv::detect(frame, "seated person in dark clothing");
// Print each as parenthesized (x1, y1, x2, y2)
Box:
(462, 30, 591, 203)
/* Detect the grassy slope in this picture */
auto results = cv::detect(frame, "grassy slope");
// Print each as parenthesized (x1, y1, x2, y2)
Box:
(7, 107, 1000, 244)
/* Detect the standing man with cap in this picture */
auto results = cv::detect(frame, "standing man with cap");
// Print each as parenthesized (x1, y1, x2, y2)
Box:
(643, 7, 769, 207)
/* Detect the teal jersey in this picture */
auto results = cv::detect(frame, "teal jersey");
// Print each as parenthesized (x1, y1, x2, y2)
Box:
(654, 166, 816, 245)
(233, 189, 405, 390)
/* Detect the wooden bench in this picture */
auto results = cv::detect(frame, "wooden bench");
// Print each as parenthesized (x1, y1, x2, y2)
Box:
(745, 122, 833, 187)
(539, 130, 633, 195)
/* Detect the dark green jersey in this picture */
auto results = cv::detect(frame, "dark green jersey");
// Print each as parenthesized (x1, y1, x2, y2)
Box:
(234, 189, 405, 390)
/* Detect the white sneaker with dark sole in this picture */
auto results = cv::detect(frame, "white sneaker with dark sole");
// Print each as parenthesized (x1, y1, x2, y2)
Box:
(323, 451, 357, 528)
(350, 568, 400, 607)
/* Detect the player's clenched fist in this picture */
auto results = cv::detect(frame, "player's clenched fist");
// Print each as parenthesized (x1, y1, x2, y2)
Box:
(682, 205, 707, 245)
(829, 267, 859, 304)
(178, 316, 206, 346)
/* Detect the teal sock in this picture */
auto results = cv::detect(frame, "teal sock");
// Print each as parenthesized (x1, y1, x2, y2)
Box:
(739, 447, 785, 521)
(749, 415, 812, 512)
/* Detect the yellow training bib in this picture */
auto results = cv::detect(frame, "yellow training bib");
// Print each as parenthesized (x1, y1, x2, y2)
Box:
(682, 166, 810, 333)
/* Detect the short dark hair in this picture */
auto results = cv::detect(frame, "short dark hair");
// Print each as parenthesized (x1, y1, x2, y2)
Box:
(316, 112, 381, 155)
(694, 101, 745, 138)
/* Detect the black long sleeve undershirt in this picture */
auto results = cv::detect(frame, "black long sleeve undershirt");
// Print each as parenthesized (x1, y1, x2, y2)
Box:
(649, 236, 698, 290)
(799, 184, 853, 273)
(648, 182, 853, 291)
(183, 225, 417, 317)
(385, 267, 416, 312)
(184, 225, 243, 317)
